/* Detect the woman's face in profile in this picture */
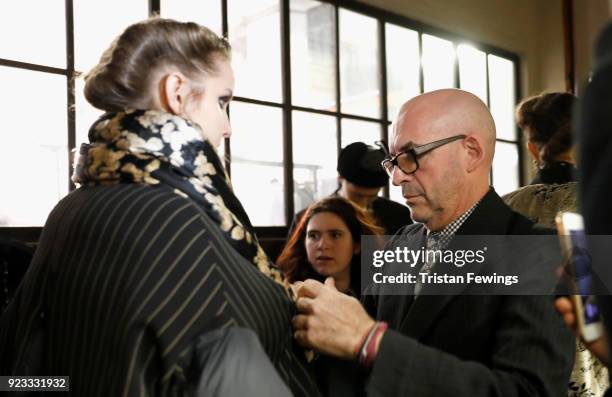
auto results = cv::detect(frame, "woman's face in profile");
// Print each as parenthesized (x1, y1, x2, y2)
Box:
(186, 58, 235, 148)
(305, 212, 358, 281)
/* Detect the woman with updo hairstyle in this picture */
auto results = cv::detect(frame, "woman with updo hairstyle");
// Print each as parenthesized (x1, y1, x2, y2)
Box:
(0, 18, 320, 397)
(278, 197, 383, 298)
(516, 92, 578, 184)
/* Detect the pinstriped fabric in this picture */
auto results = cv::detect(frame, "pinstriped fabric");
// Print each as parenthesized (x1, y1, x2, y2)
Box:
(0, 184, 320, 397)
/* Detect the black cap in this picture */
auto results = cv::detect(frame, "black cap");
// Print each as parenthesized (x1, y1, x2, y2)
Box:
(337, 142, 388, 188)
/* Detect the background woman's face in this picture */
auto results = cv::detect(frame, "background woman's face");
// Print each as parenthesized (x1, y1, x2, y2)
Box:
(305, 212, 357, 280)
(186, 58, 234, 148)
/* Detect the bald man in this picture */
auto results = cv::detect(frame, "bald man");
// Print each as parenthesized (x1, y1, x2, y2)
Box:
(292, 89, 574, 396)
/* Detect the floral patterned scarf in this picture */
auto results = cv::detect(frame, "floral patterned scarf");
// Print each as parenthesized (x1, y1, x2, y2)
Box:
(73, 109, 287, 288)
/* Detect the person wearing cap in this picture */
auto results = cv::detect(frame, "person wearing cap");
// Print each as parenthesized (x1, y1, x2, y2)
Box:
(289, 142, 412, 237)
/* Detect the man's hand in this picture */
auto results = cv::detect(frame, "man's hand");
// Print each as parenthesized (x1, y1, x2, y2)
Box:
(292, 278, 376, 359)
(554, 297, 610, 366)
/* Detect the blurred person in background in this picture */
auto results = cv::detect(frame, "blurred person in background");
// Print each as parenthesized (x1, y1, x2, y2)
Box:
(556, 21, 612, 397)
(279, 196, 383, 298)
(504, 92, 608, 396)
(289, 142, 412, 237)
(504, 92, 579, 226)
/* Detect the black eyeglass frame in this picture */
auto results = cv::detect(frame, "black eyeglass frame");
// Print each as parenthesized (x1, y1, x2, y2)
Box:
(380, 134, 467, 176)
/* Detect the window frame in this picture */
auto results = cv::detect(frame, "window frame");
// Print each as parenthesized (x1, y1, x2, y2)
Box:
(0, 0, 523, 235)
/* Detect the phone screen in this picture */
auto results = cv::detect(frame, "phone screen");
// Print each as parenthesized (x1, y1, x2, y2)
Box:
(569, 228, 601, 325)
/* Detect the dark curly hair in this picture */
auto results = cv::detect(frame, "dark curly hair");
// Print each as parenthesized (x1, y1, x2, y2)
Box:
(277, 197, 383, 294)
(516, 92, 578, 166)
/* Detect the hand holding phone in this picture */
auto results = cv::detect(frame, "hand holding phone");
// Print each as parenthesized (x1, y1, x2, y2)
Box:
(556, 212, 604, 342)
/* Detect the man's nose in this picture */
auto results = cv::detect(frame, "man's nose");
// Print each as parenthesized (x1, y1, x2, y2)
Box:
(391, 165, 413, 186)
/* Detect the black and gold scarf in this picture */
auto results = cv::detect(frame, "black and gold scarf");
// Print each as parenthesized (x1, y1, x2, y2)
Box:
(73, 109, 286, 287)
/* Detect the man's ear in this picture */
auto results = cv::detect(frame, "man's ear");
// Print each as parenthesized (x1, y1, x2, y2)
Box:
(160, 72, 189, 115)
(464, 135, 485, 173)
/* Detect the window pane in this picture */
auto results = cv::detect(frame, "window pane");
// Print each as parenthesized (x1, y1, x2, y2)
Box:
(228, 0, 281, 102)
(339, 9, 380, 118)
(458, 44, 487, 104)
(492, 141, 520, 195)
(293, 111, 337, 211)
(341, 119, 380, 149)
(0, 0, 65, 67)
(0, 67, 68, 226)
(75, 78, 104, 146)
(422, 34, 455, 92)
(74, 0, 148, 72)
(488, 54, 516, 141)
(161, 0, 222, 34)
(290, 0, 336, 111)
(229, 102, 284, 226)
(386, 24, 420, 121)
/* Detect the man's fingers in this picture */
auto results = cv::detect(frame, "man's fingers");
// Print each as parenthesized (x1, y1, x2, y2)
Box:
(292, 314, 309, 331)
(294, 330, 312, 349)
(554, 297, 573, 315)
(289, 281, 304, 297)
(554, 297, 578, 335)
(296, 279, 324, 299)
(325, 276, 337, 290)
(296, 297, 315, 314)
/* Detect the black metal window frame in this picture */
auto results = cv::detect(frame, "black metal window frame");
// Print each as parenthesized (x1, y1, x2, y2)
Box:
(0, 0, 522, 240)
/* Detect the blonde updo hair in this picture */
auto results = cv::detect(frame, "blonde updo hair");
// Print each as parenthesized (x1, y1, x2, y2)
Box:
(83, 17, 231, 112)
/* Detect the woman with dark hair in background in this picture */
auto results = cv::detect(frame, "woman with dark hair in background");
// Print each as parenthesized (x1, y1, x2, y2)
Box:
(504, 92, 609, 396)
(504, 92, 579, 225)
(278, 196, 382, 298)
(520, 92, 578, 185)
(0, 17, 319, 397)
(278, 196, 382, 396)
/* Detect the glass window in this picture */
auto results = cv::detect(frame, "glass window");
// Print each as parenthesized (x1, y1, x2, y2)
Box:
(228, 0, 282, 103)
(292, 111, 337, 212)
(161, 0, 222, 34)
(0, 1, 523, 229)
(0, 0, 66, 68)
(0, 67, 68, 226)
(339, 9, 380, 118)
(492, 141, 519, 195)
(422, 34, 455, 92)
(74, 0, 148, 73)
(457, 44, 487, 104)
(385, 24, 420, 121)
(229, 102, 284, 226)
(340, 119, 380, 149)
(488, 54, 516, 141)
(290, 0, 336, 111)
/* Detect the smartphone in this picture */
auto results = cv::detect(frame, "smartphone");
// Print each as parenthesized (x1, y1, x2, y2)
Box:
(556, 212, 603, 342)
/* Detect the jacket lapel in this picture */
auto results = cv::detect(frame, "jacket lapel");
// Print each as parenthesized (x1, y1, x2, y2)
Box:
(398, 188, 513, 339)
(374, 226, 426, 328)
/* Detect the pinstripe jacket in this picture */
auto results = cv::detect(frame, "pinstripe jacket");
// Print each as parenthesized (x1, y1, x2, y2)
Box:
(0, 184, 320, 396)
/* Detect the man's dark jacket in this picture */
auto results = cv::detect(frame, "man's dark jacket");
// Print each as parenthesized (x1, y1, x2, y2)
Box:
(363, 189, 574, 397)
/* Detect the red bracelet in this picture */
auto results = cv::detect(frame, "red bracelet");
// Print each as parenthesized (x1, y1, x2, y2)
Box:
(353, 322, 376, 358)
(357, 321, 388, 368)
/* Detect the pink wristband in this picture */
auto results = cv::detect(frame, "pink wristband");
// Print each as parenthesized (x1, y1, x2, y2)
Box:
(358, 321, 388, 368)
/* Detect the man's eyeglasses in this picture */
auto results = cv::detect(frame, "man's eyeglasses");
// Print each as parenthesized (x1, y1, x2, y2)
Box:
(379, 134, 466, 176)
